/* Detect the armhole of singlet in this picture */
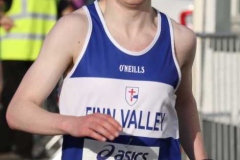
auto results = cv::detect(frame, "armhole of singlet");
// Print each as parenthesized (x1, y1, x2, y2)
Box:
(65, 6, 93, 79)
(166, 17, 182, 92)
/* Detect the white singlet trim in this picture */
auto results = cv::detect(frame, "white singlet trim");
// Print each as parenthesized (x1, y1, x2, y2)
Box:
(167, 17, 182, 92)
(94, 1, 161, 56)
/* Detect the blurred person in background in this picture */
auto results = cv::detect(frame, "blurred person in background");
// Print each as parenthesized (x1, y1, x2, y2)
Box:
(0, 62, 2, 100)
(0, 0, 58, 159)
(72, 0, 85, 9)
(0, 0, 3, 101)
(58, 0, 85, 18)
(0, 0, 4, 14)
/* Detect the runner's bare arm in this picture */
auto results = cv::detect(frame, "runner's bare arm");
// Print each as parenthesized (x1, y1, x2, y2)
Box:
(173, 20, 207, 159)
(6, 10, 121, 142)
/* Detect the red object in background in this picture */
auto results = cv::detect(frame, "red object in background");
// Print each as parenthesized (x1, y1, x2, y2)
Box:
(180, 10, 193, 26)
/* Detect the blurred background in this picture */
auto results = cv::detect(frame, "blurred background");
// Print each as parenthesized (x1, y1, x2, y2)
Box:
(155, 0, 240, 160)
(0, 0, 240, 159)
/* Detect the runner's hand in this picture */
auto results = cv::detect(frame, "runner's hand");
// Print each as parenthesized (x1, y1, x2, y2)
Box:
(0, 15, 14, 32)
(64, 113, 122, 142)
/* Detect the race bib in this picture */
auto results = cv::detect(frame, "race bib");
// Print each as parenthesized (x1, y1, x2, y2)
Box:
(82, 139, 160, 160)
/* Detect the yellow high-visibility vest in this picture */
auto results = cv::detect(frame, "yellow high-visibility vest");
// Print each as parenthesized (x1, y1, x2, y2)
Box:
(0, 0, 57, 61)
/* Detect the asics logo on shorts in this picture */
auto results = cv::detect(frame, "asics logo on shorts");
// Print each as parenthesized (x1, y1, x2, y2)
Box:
(97, 144, 149, 160)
